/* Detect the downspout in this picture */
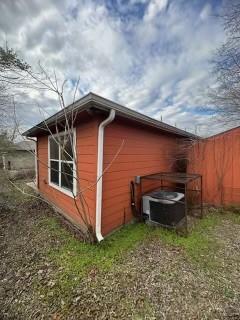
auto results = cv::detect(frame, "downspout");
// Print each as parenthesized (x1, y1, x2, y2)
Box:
(96, 109, 116, 242)
(35, 139, 38, 188)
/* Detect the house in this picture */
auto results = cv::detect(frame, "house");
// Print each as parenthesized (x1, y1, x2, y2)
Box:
(23, 92, 197, 241)
(188, 126, 240, 206)
(1, 140, 35, 179)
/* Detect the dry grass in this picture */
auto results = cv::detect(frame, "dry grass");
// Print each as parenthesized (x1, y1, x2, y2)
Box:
(1, 176, 240, 319)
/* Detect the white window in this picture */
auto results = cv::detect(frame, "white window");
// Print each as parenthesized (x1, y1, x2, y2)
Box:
(48, 130, 76, 197)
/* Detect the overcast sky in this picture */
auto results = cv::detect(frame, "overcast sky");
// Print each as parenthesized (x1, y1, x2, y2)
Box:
(0, 0, 226, 136)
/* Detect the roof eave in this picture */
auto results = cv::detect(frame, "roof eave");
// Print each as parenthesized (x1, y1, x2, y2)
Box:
(89, 96, 198, 139)
(23, 92, 198, 139)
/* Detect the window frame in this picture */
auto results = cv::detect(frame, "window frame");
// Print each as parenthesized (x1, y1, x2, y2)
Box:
(48, 129, 77, 198)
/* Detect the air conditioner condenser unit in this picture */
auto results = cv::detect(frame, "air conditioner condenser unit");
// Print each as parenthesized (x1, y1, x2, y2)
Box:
(142, 190, 185, 227)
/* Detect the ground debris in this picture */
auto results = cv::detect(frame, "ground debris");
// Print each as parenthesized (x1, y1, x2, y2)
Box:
(1, 178, 240, 319)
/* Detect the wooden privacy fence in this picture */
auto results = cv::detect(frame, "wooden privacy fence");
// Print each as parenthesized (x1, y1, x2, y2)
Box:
(188, 127, 240, 206)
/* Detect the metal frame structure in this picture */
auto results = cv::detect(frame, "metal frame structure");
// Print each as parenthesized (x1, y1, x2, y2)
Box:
(139, 172, 203, 232)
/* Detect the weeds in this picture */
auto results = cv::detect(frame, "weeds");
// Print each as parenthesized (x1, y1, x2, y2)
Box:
(2, 182, 240, 319)
(38, 209, 234, 300)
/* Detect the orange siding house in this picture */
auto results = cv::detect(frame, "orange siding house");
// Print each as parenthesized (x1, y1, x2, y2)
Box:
(37, 113, 99, 230)
(24, 93, 196, 241)
(102, 118, 181, 235)
(188, 127, 240, 206)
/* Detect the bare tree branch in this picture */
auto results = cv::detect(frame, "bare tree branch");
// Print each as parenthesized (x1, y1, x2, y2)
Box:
(208, 1, 240, 126)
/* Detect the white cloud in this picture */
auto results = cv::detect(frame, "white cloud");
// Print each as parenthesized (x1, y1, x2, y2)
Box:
(0, 0, 225, 136)
(200, 3, 212, 20)
(144, 0, 168, 21)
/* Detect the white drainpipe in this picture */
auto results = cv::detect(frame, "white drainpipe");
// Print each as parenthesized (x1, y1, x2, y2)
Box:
(35, 139, 38, 188)
(95, 109, 116, 242)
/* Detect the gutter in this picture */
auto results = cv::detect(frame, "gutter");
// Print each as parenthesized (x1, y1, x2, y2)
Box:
(95, 109, 116, 242)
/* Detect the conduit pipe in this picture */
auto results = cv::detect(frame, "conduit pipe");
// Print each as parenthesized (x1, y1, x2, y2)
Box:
(95, 109, 116, 242)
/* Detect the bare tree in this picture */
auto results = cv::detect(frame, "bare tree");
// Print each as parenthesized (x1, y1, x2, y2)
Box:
(4, 62, 125, 243)
(209, 1, 240, 125)
(0, 45, 30, 138)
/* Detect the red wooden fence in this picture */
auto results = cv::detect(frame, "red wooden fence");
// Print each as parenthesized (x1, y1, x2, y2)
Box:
(188, 127, 240, 206)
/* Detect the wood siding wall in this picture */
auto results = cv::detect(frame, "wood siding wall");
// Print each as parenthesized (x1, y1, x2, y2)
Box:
(101, 118, 180, 235)
(188, 128, 240, 206)
(37, 114, 98, 230)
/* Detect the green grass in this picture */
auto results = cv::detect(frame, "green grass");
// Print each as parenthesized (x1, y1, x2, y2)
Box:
(44, 218, 150, 272)
(37, 218, 152, 298)
(38, 209, 240, 301)
(45, 214, 219, 275)
(153, 214, 220, 264)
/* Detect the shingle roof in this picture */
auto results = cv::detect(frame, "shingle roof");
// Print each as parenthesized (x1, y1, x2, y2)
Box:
(23, 92, 198, 139)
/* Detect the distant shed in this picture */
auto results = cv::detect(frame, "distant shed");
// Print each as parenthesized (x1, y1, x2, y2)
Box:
(2, 140, 35, 171)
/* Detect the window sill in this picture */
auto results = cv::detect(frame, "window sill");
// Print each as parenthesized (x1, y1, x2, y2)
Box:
(49, 182, 76, 198)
